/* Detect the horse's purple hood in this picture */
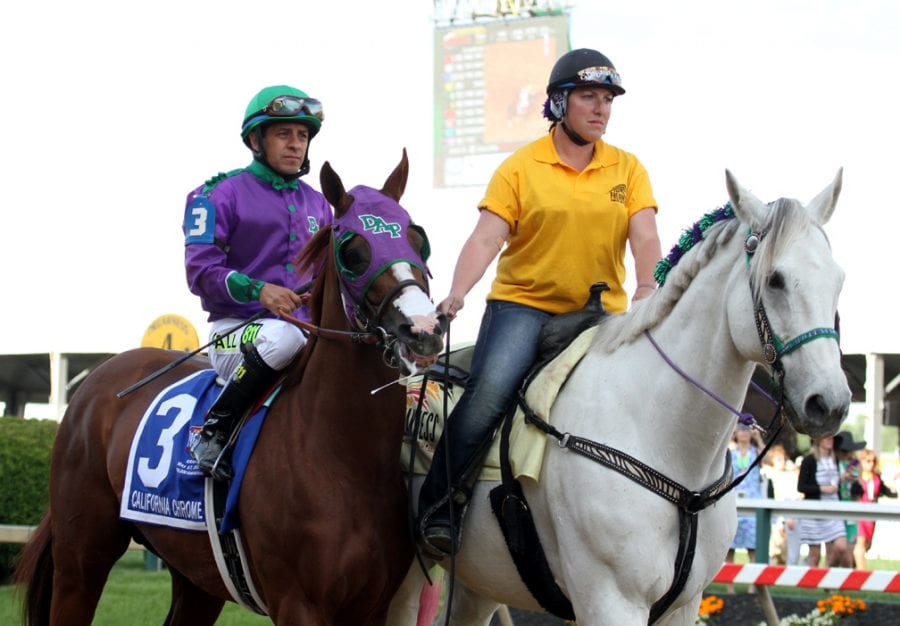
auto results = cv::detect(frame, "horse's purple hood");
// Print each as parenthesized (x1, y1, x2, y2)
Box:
(331, 185, 430, 322)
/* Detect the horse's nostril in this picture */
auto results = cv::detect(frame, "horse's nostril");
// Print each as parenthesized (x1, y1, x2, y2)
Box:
(805, 394, 827, 419)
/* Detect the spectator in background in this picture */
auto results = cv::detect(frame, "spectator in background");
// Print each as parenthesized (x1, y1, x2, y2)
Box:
(834, 430, 866, 562)
(853, 448, 898, 570)
(761, 444, 803, 565)
(725, 422, 763, 592)
(797, 436, 852, 567)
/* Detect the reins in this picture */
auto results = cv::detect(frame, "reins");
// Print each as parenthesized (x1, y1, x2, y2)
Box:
(283, 272, 434, 370)
(281, 311, 380, 344)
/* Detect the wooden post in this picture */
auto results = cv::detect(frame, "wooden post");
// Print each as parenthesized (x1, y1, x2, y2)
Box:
(755, 585, 780, 626)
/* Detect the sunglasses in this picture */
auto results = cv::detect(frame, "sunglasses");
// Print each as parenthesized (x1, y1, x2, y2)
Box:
(262, 95, 324, 121)
(577, 66, 623, 88)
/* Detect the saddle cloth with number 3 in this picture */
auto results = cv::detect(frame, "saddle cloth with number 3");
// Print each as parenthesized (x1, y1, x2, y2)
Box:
(119, 369, 269, 532)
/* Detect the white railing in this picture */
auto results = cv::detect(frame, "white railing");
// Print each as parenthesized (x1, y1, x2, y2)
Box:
(0, 524, 143, 550)
(736, 497, 900, 522)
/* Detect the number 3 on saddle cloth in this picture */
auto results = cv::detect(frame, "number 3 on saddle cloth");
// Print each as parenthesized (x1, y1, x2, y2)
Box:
(119, 369, 271, 533)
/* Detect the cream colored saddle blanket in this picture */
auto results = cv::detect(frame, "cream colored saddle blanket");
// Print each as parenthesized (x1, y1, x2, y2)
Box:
(401, 327, 597, 482)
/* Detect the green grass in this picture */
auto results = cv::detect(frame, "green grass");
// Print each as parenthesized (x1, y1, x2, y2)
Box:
(0, 551, 270, 625)
(2, 551, 898, 625)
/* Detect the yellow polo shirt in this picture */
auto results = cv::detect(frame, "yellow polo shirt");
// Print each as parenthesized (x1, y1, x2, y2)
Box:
(481, 130, 657, 314)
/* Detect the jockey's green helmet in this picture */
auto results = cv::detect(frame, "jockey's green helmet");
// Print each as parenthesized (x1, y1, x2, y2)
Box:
(241, 85, 324, 146)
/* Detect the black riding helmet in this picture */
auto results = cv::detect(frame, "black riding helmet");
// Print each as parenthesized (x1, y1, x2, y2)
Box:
(543, 48, 625, 145)
(546, 48, 625, 96)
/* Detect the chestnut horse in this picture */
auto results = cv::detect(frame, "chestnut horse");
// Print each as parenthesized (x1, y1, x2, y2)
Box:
(15, 151, 445, 625)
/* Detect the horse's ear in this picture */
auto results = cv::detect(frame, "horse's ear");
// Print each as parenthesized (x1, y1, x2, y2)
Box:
(725, 169, 768, 229)
(380, 148, 409, 202)
(320, 161, 354, 217)
(806, 168, 842, 226)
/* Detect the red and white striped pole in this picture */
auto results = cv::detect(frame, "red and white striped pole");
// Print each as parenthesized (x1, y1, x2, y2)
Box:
(714, 563, 900, 593)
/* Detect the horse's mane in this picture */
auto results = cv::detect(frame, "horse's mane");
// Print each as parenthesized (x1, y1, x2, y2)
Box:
(598, 197, 818, 353)
(295, 225, 334, 287)
(281, 225, 336, 389)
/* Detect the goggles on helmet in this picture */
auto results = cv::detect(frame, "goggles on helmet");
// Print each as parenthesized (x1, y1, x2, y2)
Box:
(261, 95, 324, 121)
(576, 66, 622, 89)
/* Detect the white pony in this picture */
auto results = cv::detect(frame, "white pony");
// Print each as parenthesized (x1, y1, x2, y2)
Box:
(388, 171, 850, 626)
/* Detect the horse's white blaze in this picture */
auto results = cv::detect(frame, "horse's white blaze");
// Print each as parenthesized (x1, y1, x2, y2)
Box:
(390, 263, 438, 331)
(387, 172, 849, 626)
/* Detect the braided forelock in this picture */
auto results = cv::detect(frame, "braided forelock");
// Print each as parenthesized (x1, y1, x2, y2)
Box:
(749, 199, 820, 302)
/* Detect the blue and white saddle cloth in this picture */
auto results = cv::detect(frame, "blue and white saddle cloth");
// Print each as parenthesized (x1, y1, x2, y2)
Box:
(119, 369, 270, 533)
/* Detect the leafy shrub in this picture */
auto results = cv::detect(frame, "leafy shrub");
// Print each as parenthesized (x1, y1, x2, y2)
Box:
(0, 417, 57, 582)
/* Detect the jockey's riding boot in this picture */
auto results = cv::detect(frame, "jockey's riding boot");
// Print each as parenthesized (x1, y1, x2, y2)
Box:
(417, 430, 496, 559)
(191, 345, 278, 481)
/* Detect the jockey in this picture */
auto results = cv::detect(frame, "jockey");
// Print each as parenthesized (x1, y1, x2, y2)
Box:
(183, 85, 332, 481)
(416, 48, 662, 558)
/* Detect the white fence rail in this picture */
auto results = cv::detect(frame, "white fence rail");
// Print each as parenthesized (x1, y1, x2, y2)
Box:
(2, 499, 898, 545)
(735, 498, 900, 521)
(0, 524, 142, 550)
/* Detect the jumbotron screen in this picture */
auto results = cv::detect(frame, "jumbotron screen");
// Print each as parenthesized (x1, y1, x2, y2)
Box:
(434, 14, 570, 187)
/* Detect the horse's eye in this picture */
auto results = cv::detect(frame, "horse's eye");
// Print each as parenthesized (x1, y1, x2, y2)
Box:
(768, 271, 785, 290)
(408, 224, 431, 261)
(337, 236, 371, 278)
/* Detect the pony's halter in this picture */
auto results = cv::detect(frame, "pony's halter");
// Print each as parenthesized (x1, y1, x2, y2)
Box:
(744, 229, 840, 369)
(331, 185, 432, 332)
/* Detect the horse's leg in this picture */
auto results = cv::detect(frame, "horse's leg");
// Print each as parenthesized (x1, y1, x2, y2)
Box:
(163, 568, 226, 626)
(385, 560, 433, 626)
(653, 595, 703, 626)
(442, 580, 501, 626)
(48, 525, 129, 625)
(48, 440, 132, 624)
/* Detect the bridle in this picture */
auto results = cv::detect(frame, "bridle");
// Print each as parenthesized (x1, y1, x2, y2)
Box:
(285, 243, 443, 370)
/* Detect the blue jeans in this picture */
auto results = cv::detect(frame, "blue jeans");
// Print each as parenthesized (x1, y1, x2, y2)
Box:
(418, 300, 551, 518)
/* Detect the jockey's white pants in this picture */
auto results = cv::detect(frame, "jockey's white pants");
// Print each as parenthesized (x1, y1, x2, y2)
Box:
(208, 317, 307, 380)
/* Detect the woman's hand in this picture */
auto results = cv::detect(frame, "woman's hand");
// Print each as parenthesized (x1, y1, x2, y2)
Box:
(438, 294, 465, 321)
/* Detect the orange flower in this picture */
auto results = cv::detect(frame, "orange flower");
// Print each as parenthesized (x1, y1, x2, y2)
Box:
(697, 595, 725, 617)
(816, 593, 867, 616)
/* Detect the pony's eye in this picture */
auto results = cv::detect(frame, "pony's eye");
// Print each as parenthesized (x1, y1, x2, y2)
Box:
(767, 271, 785, 290)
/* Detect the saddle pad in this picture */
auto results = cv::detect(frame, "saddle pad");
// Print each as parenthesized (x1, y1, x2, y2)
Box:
(120, 369, 269, 532)
(402, 326, 597, 482)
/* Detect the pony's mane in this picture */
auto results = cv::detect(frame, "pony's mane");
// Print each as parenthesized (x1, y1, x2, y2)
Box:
(598, 197, 818, 352)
